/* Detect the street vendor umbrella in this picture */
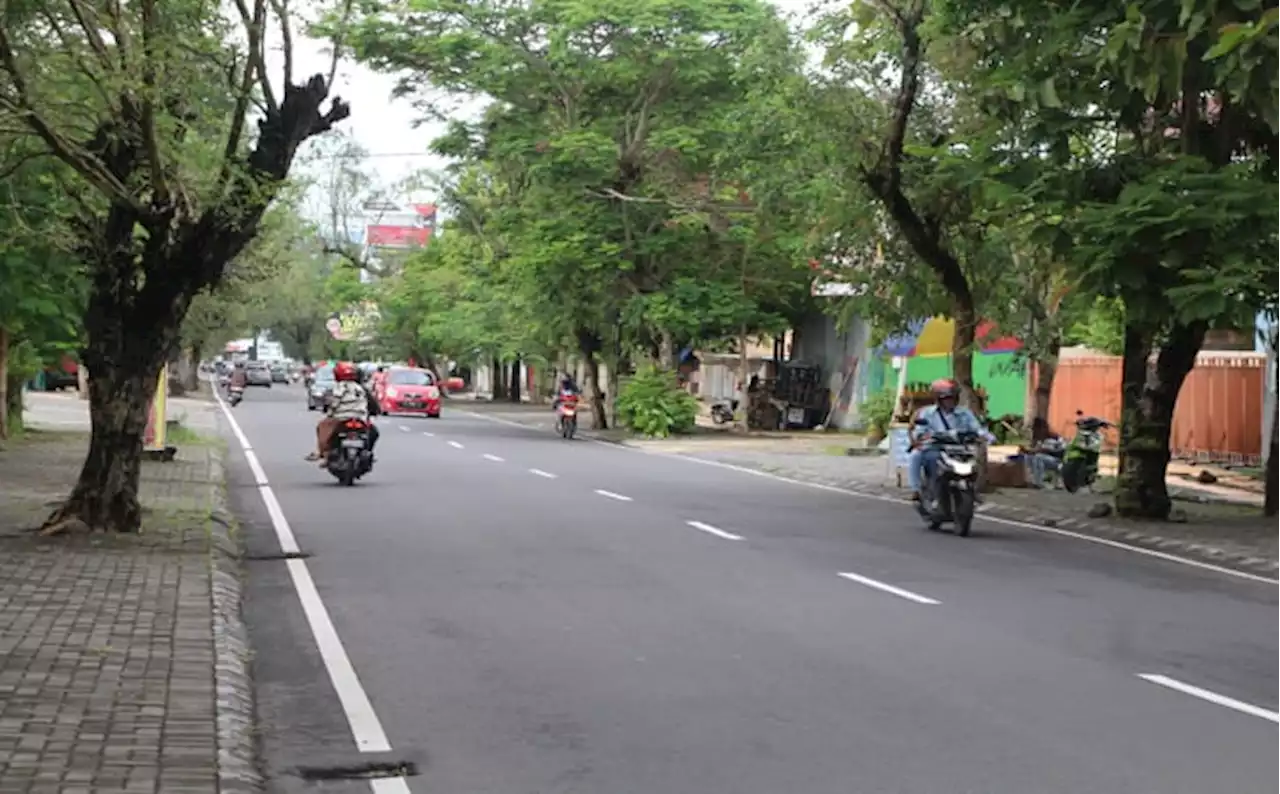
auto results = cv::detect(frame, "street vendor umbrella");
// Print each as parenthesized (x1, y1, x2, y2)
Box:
(880, 317, 1021, 358)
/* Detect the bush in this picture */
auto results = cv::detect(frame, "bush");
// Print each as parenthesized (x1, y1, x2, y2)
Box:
(615, 366, 699, 438)
(857, 388, 897, 438)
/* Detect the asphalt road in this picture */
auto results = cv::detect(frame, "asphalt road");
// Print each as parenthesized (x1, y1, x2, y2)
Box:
(221, 384, 1279, 794)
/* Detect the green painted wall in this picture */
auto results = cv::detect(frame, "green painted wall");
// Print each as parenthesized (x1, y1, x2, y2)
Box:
(904, 354, 1027, 417)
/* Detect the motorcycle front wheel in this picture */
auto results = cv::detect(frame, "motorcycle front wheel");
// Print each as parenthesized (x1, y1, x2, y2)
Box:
(952, 488, 975, 537)
(1061, 458, 1085, 493)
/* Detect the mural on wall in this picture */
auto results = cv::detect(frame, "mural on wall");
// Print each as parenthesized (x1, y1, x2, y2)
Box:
(879, 317, 1027, 417)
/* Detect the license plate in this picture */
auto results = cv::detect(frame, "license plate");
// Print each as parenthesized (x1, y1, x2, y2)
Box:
(402, 402, 422, 408)
(341, 438, 364, 449)
(787, 408, 805, 424)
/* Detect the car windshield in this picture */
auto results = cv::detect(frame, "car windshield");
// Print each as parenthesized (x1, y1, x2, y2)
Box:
(247, 361, 267, 369)
(388, 370, 434, 386)
(314, 367, 335, 383)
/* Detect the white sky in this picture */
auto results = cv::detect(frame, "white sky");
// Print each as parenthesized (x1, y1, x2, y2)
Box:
(285, 0, 816, 211)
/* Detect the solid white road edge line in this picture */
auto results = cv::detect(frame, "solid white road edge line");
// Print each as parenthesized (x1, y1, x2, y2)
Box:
(686, 520, 743, 541)
(399, 425, 411, 432)
(212, 386, 397, 756)
(594, 489, 633, 502)
(1137, 674, 1280, 724)
(459, 411, 1276, 586)
(837, 572, 941, 605)
(447, 440, 464, 449)
(529, 468, 558, 479)
(483, 453, 505, 462)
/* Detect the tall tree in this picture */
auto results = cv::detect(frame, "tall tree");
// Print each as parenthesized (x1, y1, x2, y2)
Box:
(939, 0, 1278, 517)
(0, 0, 351, 532)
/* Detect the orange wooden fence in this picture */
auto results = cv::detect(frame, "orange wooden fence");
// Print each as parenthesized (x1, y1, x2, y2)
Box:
(1046, 354, 1267, 463)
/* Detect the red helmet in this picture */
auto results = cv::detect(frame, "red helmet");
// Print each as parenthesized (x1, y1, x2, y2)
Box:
(334, 361, 359, 382)
(931, 378, 959, 400)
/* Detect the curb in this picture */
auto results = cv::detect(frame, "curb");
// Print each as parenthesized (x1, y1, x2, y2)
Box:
(206, 447, 265, 794)
(464, 410, 1278, 579)
(971, 498, 1280, 577)
(719, 462, 1279, 578)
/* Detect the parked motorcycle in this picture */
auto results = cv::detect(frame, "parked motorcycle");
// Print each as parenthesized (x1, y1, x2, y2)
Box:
(1061, 412, 1111, 493)
(326, 418, 375, 486)
(915, 426, 981, 536)
(227, 385, 245, 407)
(555, 393, 580, 440)
(710, 399, 739, 425)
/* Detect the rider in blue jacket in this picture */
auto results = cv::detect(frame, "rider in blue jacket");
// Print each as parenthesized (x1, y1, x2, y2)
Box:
(908, 379, 995, 500)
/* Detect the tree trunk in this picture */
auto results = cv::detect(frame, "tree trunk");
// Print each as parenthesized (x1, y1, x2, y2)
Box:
(736, 326, 750, 432)
(951, 301, 979, 412)
(658, 329, 676, 370)
(0, 326, 9, 440)
(508, 358, 522, 403)
(43, 354, 160, 534)
(582, 352, 607, 429)
(186, 345, 203, 393)
(77, 359, 89, 399)
(1113, 321, 1206, 519)
(1027, 341, 1061, 431)
(5, 371, 21, 435)
(491, 355, 506, 400)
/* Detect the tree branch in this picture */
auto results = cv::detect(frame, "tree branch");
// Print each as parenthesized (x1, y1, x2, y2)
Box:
(326, 0, 355, 89)
(139, 0, 169, 205)
(232, 0, 278, 114)
(64, 0, 116, 69)
(37, 6, 116, 107)
(222, 0, 268, 188)
(267, 0, 295, 88)
(0, 28, 147, 215)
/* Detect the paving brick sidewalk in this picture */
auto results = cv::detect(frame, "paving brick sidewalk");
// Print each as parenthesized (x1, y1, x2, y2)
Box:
(0, 397, 257, 794)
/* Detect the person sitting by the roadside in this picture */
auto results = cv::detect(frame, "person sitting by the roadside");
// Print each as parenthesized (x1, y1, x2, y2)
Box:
(1025, 416, 1065, 489)
(307, 361, 379, 464)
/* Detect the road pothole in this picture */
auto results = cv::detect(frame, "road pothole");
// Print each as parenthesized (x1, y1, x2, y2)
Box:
(294, 760, 418, 781)
(244, 551, 312, 561)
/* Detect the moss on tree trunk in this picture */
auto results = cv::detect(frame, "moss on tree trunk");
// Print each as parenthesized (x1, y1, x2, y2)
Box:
(1113, 321, 1205, 519)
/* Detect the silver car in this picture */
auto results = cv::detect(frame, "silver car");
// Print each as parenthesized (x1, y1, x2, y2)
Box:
(307, 366, 336, 411)
(245, 361, 273, 387)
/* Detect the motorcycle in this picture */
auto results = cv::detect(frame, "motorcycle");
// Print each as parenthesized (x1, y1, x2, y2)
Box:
(555, 393, 580, 440)
(914, 427, 981, 536)
(710, 399, 739, 425)
(1061, 412, 1111, 493)
(227, 385, 245, 407)
(326, 418, 374, 486)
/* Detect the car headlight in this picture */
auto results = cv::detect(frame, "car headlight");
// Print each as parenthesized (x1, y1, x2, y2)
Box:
(386, 387, 398, 398)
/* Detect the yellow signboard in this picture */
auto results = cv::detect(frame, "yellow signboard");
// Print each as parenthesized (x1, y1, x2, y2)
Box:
(143, 367, 168, 451)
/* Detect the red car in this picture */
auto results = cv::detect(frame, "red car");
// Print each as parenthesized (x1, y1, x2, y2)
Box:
(377, 367, 442, 418)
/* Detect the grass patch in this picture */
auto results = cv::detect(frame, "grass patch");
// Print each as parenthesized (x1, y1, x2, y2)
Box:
(166, 422, 217, 446)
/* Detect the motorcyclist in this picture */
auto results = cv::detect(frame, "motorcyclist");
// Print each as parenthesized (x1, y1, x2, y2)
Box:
(907, 378, 995, 501)
(551, 374, 581, 411)
(227, 361, 248, 391)
(307, 361, 379, 464)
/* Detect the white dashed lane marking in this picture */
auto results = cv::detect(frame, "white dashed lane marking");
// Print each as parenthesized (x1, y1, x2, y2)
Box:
(483, 454, 505, 462)
(686, 520, 743, 541)
(837, 571, 940, 605)
(594, 489, 633, 502)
